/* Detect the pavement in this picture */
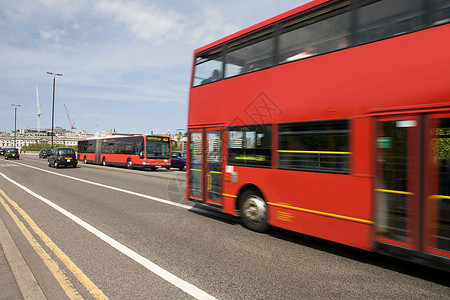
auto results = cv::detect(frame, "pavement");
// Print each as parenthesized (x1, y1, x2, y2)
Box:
(0, 214, 46, 300)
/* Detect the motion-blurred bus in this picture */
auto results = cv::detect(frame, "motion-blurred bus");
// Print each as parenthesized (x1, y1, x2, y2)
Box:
(187, 0, 450, 269)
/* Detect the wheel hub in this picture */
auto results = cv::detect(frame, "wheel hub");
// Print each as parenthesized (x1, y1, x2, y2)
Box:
(243, 196, 266, 223)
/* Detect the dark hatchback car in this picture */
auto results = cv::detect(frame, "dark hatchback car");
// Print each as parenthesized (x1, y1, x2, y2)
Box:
(0, 148, 5, 155)
(48, 147, 78, 168)
(5, 148, 19, 160)
(167, 151, 186, 170)
(39, 149, 51, 158)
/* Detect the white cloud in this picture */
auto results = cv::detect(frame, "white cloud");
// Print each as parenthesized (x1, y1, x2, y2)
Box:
(187, 5, 240, 47)
(94, 0, 185, 45)
(39, 28, 66, 43)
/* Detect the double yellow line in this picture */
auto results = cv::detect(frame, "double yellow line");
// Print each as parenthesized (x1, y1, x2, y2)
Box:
(0, 189, 108, 300)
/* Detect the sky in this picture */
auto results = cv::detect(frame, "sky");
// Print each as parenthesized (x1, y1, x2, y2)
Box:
(0, 0, 307, 135)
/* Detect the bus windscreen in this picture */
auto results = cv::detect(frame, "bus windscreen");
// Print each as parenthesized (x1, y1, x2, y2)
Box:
(146, 137, 170, 159)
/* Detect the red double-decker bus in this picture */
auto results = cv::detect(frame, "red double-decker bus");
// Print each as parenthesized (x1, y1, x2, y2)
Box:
(187, 0, 450, 269)
(78, 135, 171, 170)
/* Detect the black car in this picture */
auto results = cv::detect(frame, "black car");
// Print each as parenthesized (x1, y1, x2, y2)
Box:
(0, 148, 6, 156)
(39, 149, 51, 158)
(48, 147, 78, 168)
(5, 148, 19, 160)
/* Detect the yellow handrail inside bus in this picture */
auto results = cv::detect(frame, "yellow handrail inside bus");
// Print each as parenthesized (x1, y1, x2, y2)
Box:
(428, 195, 450, 201)
(375, 189, 414, 195)
(207, 171, 222, 191)
(207, 174, 211, 190)
(277, 150, 351, 155)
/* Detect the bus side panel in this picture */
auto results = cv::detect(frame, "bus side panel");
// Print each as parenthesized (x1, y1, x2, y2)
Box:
(226, 167, 373, 250)
(83, 153, 96, 163)
(268, 205, 373, 250)
(102, 154, 128, 166)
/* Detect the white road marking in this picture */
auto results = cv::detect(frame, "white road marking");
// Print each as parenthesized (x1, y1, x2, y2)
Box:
(0, 166, 217, 300)
(14, 161, 192, 209)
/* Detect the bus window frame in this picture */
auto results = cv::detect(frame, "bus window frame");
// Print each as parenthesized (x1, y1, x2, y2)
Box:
(278, 119, 351, 174)
(227, 124, 272, 168)
(224, 27, 276, 79)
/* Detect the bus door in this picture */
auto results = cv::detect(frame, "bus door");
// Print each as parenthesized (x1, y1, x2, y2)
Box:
(188, 128, 223, 206)
(375, 116, 422, 250)
(189, 130, 203, 202)
(375, 114, 450, 260)
(206, 128, 223, 206)
(423, 113, 450, 258)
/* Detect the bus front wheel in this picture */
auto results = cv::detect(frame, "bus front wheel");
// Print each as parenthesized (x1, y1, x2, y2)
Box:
(240, 189, 269, 233)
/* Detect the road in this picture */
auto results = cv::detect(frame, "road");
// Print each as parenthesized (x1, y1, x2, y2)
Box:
(0, 154, 449, 299)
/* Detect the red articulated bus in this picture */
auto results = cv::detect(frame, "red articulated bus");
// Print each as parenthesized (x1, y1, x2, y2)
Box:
(78, 135, 171, 170)
(187, 0, 450, 269)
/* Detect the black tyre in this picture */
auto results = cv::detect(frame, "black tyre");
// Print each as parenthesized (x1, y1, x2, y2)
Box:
(179, 165, 185, 171)
(240, 189, 269, 233)
(54, 162, 59, 168)
(126, 159, 133, 169)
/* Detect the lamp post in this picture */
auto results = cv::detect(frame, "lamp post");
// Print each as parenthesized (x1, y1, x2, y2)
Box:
(47, 72, 63, 149)
(11, 104, 21, 148)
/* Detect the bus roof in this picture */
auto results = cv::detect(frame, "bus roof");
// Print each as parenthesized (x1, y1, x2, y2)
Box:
(79, 134, 170, 141)
(194, 0, 330, 55)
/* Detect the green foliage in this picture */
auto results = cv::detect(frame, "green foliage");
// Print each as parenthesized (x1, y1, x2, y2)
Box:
(438, 128, 450, 159)
(171, 141, 180, 152)
(21, 143, 76, 151)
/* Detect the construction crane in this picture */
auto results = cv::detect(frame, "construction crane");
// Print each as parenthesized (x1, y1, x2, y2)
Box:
(64, 104, 76, 132)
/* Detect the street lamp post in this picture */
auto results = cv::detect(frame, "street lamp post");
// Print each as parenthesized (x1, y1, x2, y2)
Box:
(47, 72, 63, 149)
(11, 104, 21, 148)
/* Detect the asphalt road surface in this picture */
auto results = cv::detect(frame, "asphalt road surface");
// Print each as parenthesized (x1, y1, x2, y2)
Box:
(0, 154, 449, 299)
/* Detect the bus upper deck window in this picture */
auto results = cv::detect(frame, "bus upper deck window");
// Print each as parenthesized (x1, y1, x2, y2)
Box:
(193, 48, 223, 87)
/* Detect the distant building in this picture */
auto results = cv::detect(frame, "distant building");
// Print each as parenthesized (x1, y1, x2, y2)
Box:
(0, 127, 94, 149)
(172, 135, 188, 152)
